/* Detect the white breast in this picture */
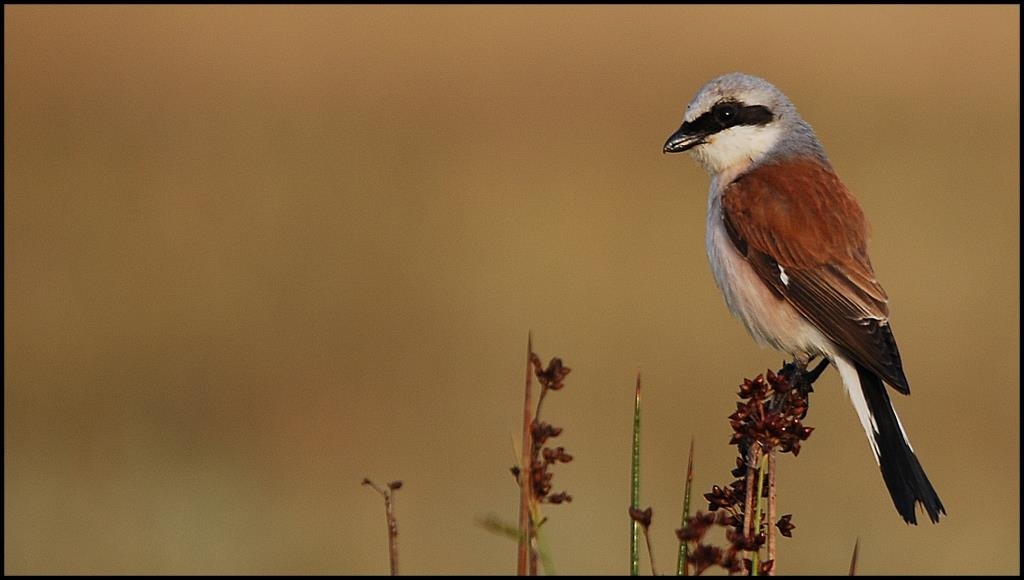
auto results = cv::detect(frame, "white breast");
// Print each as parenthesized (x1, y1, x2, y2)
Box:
(704, 182, 831, 358)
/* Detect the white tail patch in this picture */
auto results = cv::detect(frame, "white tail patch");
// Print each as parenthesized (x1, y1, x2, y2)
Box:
(834, 356, 882, 464)
(833, 356, 915, 463)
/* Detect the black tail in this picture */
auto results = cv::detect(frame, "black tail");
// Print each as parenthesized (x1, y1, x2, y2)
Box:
(857, 363, 945, 524)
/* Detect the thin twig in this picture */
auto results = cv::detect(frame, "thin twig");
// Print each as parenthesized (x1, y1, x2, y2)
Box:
(751, 450, 769, 576)
(766, 449, 776, 575)
(628, 504, 655, 576)
(742, 444, 759, 565)
(517, 332, 534, 575)
(363, 478, 402, 575)
(849, 538, 860, 576)
(642, 523, 658, 576)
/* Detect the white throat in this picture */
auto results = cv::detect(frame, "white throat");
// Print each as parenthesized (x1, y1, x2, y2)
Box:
(689, 124, 783, 175)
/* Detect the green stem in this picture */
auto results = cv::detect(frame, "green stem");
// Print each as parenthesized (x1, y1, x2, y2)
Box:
(629, 373, 642, 575)
(677, 438, 695, 576)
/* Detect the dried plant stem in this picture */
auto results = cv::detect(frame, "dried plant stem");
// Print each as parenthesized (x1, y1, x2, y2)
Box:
(362, 479, 401, 575)
(642, 523, 658, 576)
(849, 538, 860, 576)
(678, 365, 814, 575)
(507, 340, 573, 576)
(751, 450, 768, 576)
(676, 438, 695, 576)
(742, 444, 759, 556)
(517, 333, 535, 575)
(766, 450, 777, 575)
(529, 534, 539, 576)
(629, 373, 642, 576)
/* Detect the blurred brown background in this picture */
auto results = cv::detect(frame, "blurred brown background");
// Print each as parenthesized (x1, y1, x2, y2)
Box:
(4, 5, 1019, 575)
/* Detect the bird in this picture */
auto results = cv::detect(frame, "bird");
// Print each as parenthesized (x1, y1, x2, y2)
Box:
(662, 72, 945, 525)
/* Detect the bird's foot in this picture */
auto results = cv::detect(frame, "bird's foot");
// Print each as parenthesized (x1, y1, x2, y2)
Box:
(782, 356, 830, 394)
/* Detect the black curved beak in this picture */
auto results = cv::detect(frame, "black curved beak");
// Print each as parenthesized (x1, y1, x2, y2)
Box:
(663, 124, 704, 154)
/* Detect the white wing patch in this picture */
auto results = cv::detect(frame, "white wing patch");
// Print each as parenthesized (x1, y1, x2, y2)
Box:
(778, 265, 790, 286)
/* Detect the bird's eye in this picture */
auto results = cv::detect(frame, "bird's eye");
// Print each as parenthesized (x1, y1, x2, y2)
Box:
(714, 103, 738, 125)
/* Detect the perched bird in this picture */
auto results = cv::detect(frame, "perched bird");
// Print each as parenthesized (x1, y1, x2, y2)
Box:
(663, 73, 944, 525)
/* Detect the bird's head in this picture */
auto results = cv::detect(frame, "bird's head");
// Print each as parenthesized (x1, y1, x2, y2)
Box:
(664, 73, 826, 176)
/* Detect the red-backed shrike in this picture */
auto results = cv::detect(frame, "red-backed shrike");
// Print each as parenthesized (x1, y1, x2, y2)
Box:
(663, 73, 944, 525)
